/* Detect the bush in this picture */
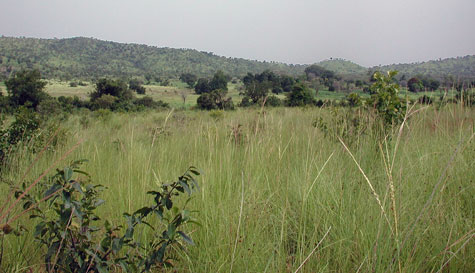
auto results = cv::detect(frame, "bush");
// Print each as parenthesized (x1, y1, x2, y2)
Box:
(129, 79, 146, 94)
(265, 95, 283, 107)
(346, 92, 363, 107)
(0, 108, 43, 168)
(286, 83, 315, 107)
(133, 96, 169, 109)
(93, 94, 118, 110)
(90, 78, 134, 104)
(366, 71, 406, 127)
(197, 90, 234, 110)
(8, 162, 201, 272)
(5, 69, 49, 109)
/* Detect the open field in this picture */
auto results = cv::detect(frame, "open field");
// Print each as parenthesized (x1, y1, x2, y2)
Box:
(41, 80, 462, 109)
(1, 105, 474, 272)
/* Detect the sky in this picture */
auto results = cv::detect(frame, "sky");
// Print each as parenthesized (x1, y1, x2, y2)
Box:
(1, 0, 474, 67)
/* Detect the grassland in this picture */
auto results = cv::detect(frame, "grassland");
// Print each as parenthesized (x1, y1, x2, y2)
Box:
(42, 80, 461, 110)
(1, 104, 473, 272)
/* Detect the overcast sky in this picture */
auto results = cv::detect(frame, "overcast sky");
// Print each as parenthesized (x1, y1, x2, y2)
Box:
(1, 0, 474, 67)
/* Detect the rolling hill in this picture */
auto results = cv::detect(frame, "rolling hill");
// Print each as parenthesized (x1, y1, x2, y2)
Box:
(0, 36, 473, 81)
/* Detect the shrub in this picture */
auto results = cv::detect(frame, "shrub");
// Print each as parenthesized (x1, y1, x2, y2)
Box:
(8, 162, 201, 272)
(265, 95, 283, 107)
(366, 71, 406, 127)
(346, 92, 363, 107)
(5, 69, 49, 109)
(93, 94, 118, 110)
(90, 79, 134, 104)
(197, 90, 234, 110)
(286, 83, 315, 107)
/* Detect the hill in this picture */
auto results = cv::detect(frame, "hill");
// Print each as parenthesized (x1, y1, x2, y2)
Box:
(317, 59, 367, 75)
(0, 36, 473, 81)
(0, 36, 305, 80)
(372, 55, 475, 80)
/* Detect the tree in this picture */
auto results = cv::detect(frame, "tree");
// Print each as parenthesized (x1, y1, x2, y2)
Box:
(5, 69, 49, 109)
(304, 65, 336, 90)
(241, 73, 271, 104)
(407, 77, 423, 92)
(286, 83, 315, 107)
(209, 70, 229, 91)
(90, 78, 134, 102)
(180, 73, 197, 88)
(197, 89, 234, 110)
(194, 78, 211, 94)
(194, 71, 230, 94)
(305, 65, 334, 80)
(129, 79, 146, 94)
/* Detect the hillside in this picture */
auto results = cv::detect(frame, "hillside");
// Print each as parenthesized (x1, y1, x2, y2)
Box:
(0, 36, 473, 81)
(372, 55, 475, 80)
(317, 59, 367, 75)
(0, 36, 305, 80)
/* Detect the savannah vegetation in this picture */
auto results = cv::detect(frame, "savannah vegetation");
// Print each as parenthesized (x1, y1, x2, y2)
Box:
(0, 38, 474, 272)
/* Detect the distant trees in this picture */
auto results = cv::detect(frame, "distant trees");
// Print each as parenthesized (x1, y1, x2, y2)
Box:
(240, 70, 296, 106)
(194, 70, 229, 94)
(5, 69, 49, 109)
(407, 77, 423, 92)
(180, 73, 197, 88)
(196, 90, 234, 110)
(90, 78, 134, 109)
(196, 71, 233, 110)
(129, 79, 146, 94)
(304, 65, 337, 90)
(407, 76, 440, 92)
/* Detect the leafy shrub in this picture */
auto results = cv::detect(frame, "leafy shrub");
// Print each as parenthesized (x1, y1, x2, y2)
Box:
(239, 96, 253, 107)
(265, 95, 283, 107)
(90, 79, 134, 104)
(286, 83, 315, 107)
(93, 94, 118, 110)
(129, 79, 146, 94)
(313, 107, 368, 147)
(133, 96, 169, 109)
(0, 108, 42, 169)
(5, 69, 49, 109)
(197, 90, 234, 110)
(366, 71, 406, 127)
(346, 92, 363, 107)
(9, 161, 200, 272)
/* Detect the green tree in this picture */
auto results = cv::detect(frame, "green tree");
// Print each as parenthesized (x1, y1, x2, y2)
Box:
(194, 78, 210, 94)
(129, 79, 146, 94)
(90, 78, 134, 103)
(180, 73, 198, 88)
(407, 77, 423, 92)
(5, 69, 49, 109)
(209, 70, 229, 91)
(286, 83, 315, 107)
(197, 89, 234, 110)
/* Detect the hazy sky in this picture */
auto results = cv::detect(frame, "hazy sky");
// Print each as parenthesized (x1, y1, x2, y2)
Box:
(1, 0, 474, 67)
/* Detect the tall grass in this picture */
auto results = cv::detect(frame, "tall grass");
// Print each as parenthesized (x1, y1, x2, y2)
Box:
(1, 105, 474, 272)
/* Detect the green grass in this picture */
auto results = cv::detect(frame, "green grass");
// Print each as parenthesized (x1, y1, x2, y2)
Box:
(1, 105, 474, 272)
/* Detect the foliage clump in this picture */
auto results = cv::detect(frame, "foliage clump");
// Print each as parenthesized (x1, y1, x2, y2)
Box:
(6, 161, 201, 272)
(5, 69, 49, 109)
(367, 71, 406, 126)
